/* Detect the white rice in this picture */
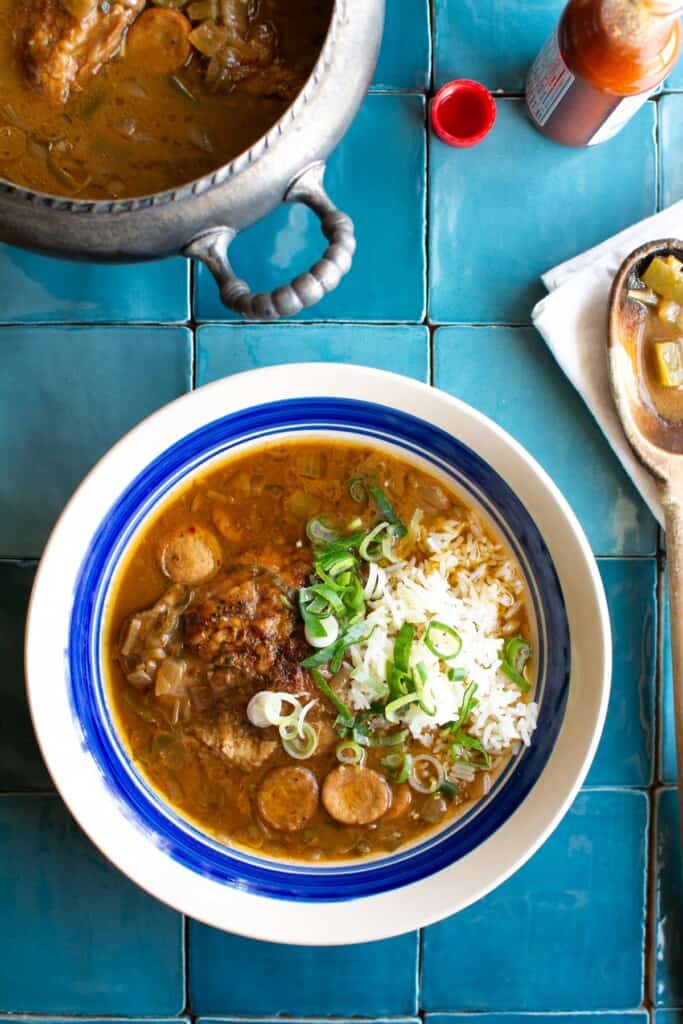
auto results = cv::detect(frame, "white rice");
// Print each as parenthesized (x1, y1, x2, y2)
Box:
(345, 509, 538, 759)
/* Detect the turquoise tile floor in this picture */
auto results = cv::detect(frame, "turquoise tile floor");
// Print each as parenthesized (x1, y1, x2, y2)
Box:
(0, 0, 680, 1016)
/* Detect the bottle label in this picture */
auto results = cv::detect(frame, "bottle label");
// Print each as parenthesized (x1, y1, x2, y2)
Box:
(587, 90, 655, 145)
(526, 29, 575, 127)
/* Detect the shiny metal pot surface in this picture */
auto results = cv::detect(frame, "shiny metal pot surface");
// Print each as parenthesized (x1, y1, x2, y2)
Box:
(0, 0, 384, 320)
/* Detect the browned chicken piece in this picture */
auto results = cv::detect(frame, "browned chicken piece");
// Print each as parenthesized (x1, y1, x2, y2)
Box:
(23, 0, 145, 105)
(192, 708, 277, 772)
(182, 565, 310, 694)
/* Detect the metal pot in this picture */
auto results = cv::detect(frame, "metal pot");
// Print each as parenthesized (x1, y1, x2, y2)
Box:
(0, 0, 384, 320)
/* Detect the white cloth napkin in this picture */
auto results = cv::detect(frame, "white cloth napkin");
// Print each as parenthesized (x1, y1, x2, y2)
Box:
(532, 200, 683, 527)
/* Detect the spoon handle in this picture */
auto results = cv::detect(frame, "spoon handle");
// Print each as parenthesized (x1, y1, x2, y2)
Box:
(663, 483, 683, 837)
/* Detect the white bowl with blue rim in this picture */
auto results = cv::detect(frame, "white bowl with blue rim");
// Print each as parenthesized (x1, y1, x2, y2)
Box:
(25, 363, 610, 945)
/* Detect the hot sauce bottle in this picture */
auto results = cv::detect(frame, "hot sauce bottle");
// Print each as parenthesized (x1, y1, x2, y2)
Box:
(526, 0, 681, 146)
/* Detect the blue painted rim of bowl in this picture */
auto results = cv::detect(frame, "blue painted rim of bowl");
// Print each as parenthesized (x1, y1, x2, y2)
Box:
(68, 397, 570, 902)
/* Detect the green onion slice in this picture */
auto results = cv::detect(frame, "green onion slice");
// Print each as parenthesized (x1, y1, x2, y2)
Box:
(281, 721, 318, 760)
(374, 728, 409, 747)
(409, 753, 445, 793)
(439, 780, 459, 800)
(424, 620, 462, 660)
(368, 485, 407, 538)
(385, 692, 421, 723)
(359, 521, 394, 562)
(393, 623, 415, 674)
(501, 660, 530, 693)
(381, 751, 413, 784)
(447, 681, 478, 734)
(449, 733, 490, 769)
(448, 667, 466, 682)
(386, 661, 411, 700)
(414, 660, 436, 715)
(306, 516, 339, 545)
(504, 636, 532, 674)
(311, 668, 355, 726)
(336, 739, 365, 765)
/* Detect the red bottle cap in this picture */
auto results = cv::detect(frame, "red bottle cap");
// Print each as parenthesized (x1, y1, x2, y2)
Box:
(431, 79, 497, 148)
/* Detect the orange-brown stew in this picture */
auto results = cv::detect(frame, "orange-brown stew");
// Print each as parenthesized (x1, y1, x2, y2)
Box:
(106, 442, 530, 862)
(0, 0, 331, 198)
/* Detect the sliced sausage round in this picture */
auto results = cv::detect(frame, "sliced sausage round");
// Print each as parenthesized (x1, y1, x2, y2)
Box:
(159, 523, 222, 585)
(257, 765, 319, 832)
(322, 766, 391, 826)
(381, 783, 412, 822)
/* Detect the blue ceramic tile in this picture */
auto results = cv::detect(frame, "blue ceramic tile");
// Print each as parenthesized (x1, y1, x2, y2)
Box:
(653, 788, 683, 1006)
(196, 323, 429, 384)
(656, 1013, 683, 1024)
(188, 926, 419, 1015)
(0, 562, 51, 791)
(429, 99, 657, 324)
(434, 326, 657, 556)
(434, 0, 564, 91)
(0, 795, 183, 1014)
(586, 560, 656, 786)
(200, 1019, 419, 1024)
(11, 1020, 189, 1024)
(660, 95, 683, 207)
(194, 94, 426, 323)
(0, 247, 190, 324)
(426, 1015, 648, 1024)
(0, 325, 192, 558)
(422, 790, 649, 1011)
(372, 0, 430, 90)
(661, 573, 676, 784)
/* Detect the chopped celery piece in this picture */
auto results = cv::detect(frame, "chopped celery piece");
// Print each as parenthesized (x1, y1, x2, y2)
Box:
(642, 255, 683, 306)
(654, 339, 683, 387)
(627, 287, 658, 307)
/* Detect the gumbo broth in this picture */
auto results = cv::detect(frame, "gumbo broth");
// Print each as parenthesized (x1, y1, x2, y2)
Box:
(105, 442, 536, 863)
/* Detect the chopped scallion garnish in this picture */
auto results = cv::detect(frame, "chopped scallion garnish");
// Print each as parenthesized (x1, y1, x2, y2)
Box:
(501, 661, 530, 692)
(336, 739, 365, 765)
(381, 751, 413, 784)
(393, 623, 415, 674)
(368, 484, 407, 538)
(500, 635, 532, 692)
(306, 515, 339, 545)
(311, 669, 355, 727)
(414, 660, 436, 715)
(385, 692, 421, 723)
(424, 620, 462, 660)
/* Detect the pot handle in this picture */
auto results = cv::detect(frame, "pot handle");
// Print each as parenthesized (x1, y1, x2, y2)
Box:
(184, 162, 356, 321)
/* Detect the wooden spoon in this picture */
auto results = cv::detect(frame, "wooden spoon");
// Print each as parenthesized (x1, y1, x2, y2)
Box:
(608, 238, 683, 813)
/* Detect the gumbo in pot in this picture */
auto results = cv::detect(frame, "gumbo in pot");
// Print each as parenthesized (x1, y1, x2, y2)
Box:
(0, 0, 332, 198)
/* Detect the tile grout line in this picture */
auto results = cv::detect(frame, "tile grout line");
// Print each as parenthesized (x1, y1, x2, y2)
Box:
(644, 549, 667, 1009)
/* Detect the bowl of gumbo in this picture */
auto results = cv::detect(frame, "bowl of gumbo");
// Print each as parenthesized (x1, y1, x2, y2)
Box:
(26, 366, 605, 942)
(107, 441, 538, 861)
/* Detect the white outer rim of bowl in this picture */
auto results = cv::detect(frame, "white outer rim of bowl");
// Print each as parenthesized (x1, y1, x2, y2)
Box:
(25, 363, 611, 945)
